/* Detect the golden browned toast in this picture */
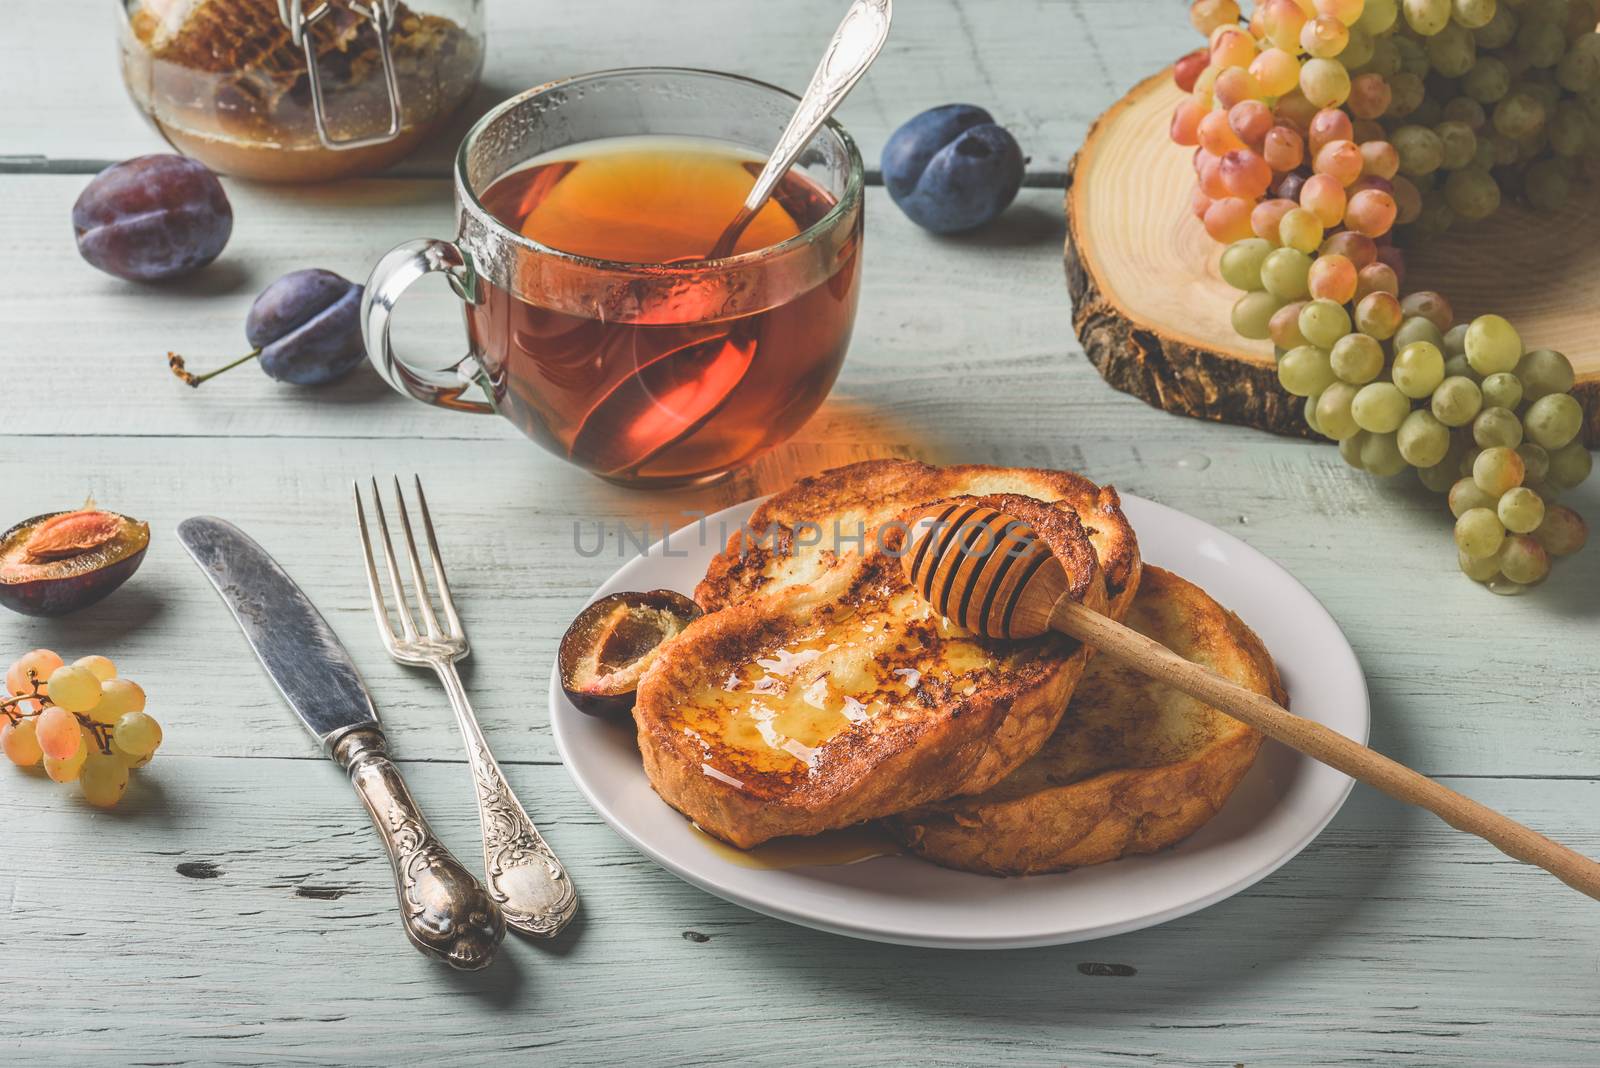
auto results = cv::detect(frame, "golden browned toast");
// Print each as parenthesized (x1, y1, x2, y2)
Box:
(886, 566, 1281, 875)
(633, 462, 1142, 848)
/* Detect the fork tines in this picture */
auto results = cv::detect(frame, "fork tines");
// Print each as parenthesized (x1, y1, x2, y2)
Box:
(354, 476, 468, 659)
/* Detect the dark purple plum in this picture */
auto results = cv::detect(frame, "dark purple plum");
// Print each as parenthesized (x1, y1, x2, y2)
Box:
(882, 105, 1025, 234)
(73, 155, 232, 281)
(170, 268, 366, 388)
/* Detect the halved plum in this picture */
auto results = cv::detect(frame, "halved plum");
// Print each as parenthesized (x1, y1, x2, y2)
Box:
(0, 509, 150, 617)
(559, 590, 701, 716)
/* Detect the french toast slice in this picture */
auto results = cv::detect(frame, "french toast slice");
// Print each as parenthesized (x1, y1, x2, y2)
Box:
(634, 461, 1141, 849)
(885, 567, 1281, 876)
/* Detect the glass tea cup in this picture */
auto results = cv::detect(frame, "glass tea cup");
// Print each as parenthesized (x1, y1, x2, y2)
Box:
(363, 68, 864, 487)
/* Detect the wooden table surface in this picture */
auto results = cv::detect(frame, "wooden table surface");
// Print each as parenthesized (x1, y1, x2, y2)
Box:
(3, 2, 1598, 1064)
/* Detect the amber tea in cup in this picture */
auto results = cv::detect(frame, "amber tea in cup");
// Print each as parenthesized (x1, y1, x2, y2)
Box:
(365, 69, 864, 487)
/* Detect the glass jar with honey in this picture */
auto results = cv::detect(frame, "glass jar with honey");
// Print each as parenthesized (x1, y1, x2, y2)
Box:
(118, 0, 484, 182)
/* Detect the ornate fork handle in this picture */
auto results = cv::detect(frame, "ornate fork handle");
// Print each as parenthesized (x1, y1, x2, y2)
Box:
(435, 661, 578, 937)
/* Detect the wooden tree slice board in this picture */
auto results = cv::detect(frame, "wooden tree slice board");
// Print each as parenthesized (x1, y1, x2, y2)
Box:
(1065, 69, 1600, 442)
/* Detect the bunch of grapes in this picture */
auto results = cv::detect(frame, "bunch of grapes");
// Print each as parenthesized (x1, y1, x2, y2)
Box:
(1, 649, 163, 808)
(1172, 0, 1594, 591)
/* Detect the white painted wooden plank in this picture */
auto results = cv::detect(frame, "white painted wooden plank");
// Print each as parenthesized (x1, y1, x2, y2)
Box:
(0, 432, 1595, 775)
(3, 0, 1192, 175)
(0, 758, 1595, 1065)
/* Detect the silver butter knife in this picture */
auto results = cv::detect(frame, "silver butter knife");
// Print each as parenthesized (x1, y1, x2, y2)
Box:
(178, 516, 505, 971)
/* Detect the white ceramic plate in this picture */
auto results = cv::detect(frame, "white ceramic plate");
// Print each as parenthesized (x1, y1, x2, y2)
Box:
(549, 494, 1368, 949)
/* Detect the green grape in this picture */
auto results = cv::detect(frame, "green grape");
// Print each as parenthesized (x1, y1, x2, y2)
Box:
(1534, 504, 1590, 555)
(1473, 405, 1525, 448)
(1359, 0, 1401, 33)
(1443, 165, 1502, 217)
(1517, 442, 1552, 484)
(1279, 209, 1325, 254)
(1339, 431, 1368, 469)
(1524, 392, 1583, 449)
(1395, 34, 1432, 78)
(1443, 354, 1475, 380)
(1394, 317, 1447, 355)
(1299, 299, 1353, 349)
(1414, 196, 1456, 237)
(1557, 32, 1600, 92)
(1549, 104, 1591, 156)
(1393, 124, 1446, 174)
(1449, 475, 1500, 516)
(1517, 19, 1566, 69)
(1455, 506, 1508, 558)
(1411, 97, 1445, 129)
(1279, 345, 1338, 396)
(1340, 26, 1376, 69)
(1452, 0, 1498, 29)
(1352, 381, 1411, 433)
(1474, 445, 1527, 495)
(1426, 23, 1478, 77)
(1516, 349, 1575, 400)
(1493, 92, 1547, 138)
(1365, 37, 1405, 78)
(74, 655, 116, 682)
(1546, 440, 1594, 488)
(112, 712, 163, 760)
(1398, 408, 1453, 466)
(1432, 375, 1484, 426)
(1405, 0, 1453, 34)
(1480, 372, 1524, 410)
(1361, 431, 1409, 476)
(1301, 57, 1353, 108)
(1316, 382, 1363, 440)
(1233, 290, 1284, 340)
(1420, 456, 1463, 492)
(46, 665, 101, 714)
(91, 678, 146, 726)
(80, 754, 131, 809)
(1261, 248, 1314, 300)
(1331, 333, 1387, 384)
(1498, 485, 1547, 533)
(1497, 534, 1552, 583)
(1464, 314, 1523, 374)
(1304, 393, 1325, 437)
(1442, 96, 1488, 129)
(1442, 323, 1470, 357)
(1435, 120, 1479, 168)
(44, 744, 88, 785)
(1525, 159, 1571, 210)
(1221, 238, 1272, 291)
(1474, 5, 1519, 50)
(1459, 548, 1502, 581)
(1393, 341, 1447, 397)
(1388, 71, 1428, 117)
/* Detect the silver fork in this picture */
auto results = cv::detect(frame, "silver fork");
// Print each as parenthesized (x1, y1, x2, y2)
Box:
(355, 476, 577, 938)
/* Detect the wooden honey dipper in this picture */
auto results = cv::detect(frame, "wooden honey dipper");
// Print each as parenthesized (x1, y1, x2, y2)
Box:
(902, 501, 1600, 901)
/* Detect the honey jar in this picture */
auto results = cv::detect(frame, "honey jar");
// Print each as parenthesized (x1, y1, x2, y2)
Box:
(118, 0, 484, 182)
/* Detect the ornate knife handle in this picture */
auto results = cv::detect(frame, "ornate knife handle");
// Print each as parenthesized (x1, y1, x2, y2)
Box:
(332, 727, 505, 970)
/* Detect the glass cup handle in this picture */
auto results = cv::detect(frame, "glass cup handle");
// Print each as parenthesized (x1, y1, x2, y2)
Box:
(362, 239, 498, 415)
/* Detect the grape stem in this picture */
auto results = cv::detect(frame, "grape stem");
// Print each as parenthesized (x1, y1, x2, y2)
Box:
(168, 349, 262, 389)
(2, 672, 116, 755)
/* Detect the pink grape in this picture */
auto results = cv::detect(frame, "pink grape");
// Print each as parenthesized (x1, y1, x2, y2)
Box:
(1228, 100, 1274, 147)
(1300, 173, 1347, 227)
(1270, 300, 1312, 348)
(1200, 158, 1230, 198)
(1320, 230, 1377, 268)
(1174, 49, 1210, 93)
(1220, 149, 1273, 198)
(1345, 188, 1398, 237)
(36, 707, 83, 762)
(1171, 99, 1206, 146)
(1199, 110, 1247, 155)
(1356, 142, 1400, 176)
(1204, 197, 1257, 242)
(1375, 244, 1406, 285)
(1214, 67, 1264, 108)
(1261, 0, 1308, 51)
(1308, 108, 1354, 153)
(1192, 184, 1214, 220)
(1212, 28, 1257, 69)
(1274, 171, 1308, 201)
(1391, 176, 1422, 225)
(1251, 197, 1298, 241)
(1347, 73, 1393, 120)
(1194, 147, 1219, 176)
(1355, 291, 1403, 338)
(1355, 263, 1400, 299)
(1314, 139, 1363, 186)
(6, 650, 64, 697)
(1401, 291, 1453, 332)
(1262, 125, 1305, 171)
(1351, 119, 1386, 144)
(1192, 0, 1242, 34)
(1308, 253, 1358, 303)
(1274, 90, 1318, 134)
(1347, 175, 1393, 197)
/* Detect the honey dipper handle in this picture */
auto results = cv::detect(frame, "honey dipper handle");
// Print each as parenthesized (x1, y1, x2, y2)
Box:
(1049, 597, 1600, 903)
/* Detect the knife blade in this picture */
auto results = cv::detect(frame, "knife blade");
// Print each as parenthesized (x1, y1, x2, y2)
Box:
(178, 516, 504, 970)
(177, 516, 376, 749)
